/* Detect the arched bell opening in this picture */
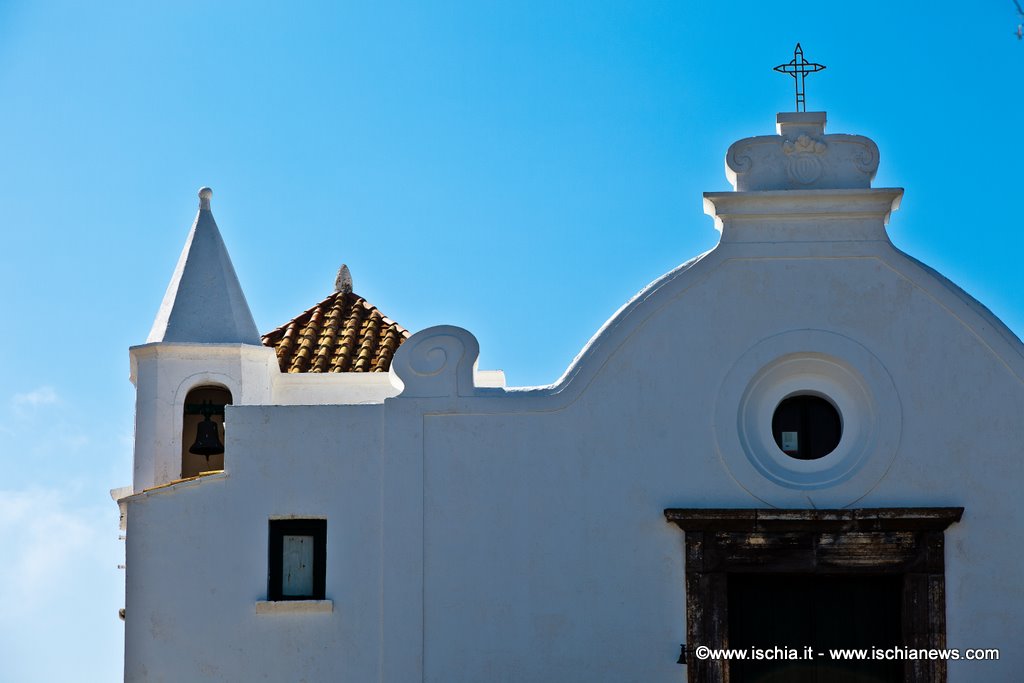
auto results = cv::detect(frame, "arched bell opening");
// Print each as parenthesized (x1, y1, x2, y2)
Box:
(181, 385, 232, 478)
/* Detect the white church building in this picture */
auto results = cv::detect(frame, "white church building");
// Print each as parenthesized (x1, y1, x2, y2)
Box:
(116, 111, 1023, 682)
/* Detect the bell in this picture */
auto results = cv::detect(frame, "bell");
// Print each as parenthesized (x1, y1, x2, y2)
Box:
(189, 414, 224, 457)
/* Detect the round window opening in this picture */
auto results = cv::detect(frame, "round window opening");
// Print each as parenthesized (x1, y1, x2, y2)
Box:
(771, 394, 842, 460)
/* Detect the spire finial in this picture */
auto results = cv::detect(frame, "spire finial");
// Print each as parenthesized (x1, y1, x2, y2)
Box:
(198, 187, 213, 211)
(335, 264, 353, 294)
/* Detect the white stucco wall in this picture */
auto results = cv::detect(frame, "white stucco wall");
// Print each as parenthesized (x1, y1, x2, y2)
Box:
(122, 114, 1024, 681)
(405, 244, 1024, 681)
(125, 405, 384, 682)
(124, 232, 1024, 681)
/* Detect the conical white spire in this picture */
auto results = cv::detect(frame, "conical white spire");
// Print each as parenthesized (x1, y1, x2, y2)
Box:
(146, 187, 261, 344)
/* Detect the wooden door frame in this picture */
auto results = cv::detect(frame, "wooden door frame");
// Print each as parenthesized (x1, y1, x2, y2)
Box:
(663, 508, 964, 683)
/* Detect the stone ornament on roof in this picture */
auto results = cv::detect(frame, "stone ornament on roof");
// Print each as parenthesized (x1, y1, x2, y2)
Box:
(725, 112, 879, 192)
(198, 186, 212, 210)
(335, 264, 353, 294)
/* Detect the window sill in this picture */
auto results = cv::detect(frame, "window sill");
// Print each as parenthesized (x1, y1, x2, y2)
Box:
(255, 599, 333, 615)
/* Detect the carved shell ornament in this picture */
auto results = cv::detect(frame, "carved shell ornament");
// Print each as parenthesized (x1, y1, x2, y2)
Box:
(782, 134, 827, 185)
(783, 134, 826, 156)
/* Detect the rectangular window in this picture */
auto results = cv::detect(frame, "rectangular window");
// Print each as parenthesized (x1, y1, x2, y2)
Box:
(268, 519, 326, 601)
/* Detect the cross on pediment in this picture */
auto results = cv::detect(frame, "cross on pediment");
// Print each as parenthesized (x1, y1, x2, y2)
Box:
(774, 43, 826, 112)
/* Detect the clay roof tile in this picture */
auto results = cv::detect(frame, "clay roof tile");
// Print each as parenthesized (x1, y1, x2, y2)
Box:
(262, 289, 409, 374)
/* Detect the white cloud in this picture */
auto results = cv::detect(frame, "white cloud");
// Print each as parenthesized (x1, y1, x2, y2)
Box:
(0, 488, 96, 607)
(1, 386, 92, 460)
(0, 487, 124, 681)
(12, 386, 59, 408)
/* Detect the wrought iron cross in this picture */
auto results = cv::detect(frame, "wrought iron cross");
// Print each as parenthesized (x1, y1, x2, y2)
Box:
(773, 43, 826, 112)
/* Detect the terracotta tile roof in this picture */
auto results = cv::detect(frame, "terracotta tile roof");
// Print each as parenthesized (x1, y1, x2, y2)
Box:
(261, 290, 410, 373)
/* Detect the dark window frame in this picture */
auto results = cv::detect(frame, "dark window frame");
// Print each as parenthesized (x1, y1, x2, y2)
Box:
(664, 507, 963, 683)
(267, 519, 327, 601)
(771, 393, 842, 460)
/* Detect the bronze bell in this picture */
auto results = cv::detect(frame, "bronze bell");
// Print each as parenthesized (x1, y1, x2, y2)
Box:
(189, 414, 224, 457)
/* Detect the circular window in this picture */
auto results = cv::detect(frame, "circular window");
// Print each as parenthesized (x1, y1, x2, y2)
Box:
(771, 394, 842, 460)
(713, 329, 902, 506)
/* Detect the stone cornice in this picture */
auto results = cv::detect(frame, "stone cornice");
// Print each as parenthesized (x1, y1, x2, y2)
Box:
(703, 188, 904, 241)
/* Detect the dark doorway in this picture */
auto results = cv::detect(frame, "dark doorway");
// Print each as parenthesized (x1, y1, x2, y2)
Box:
(664, 508, 963, 683)
(728, 574, 902, 682)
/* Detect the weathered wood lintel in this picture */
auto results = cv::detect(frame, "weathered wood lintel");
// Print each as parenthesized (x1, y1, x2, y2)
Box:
(664, 507, 964, 532)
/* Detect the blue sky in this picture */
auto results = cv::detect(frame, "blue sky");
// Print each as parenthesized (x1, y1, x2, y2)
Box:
(1, 2, 1022, 680)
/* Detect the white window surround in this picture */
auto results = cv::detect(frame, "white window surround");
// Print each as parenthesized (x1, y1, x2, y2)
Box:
(255, 600, 333, 615)
(714, 329, 901, 507)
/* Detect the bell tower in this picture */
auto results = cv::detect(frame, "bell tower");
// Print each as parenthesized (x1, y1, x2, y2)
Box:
(129, 187, 277, 492)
